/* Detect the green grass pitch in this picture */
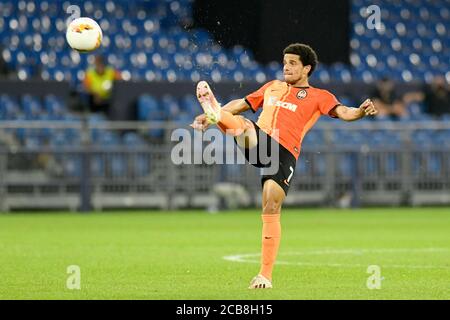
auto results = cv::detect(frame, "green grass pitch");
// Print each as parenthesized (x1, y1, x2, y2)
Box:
(1, 208, 449, 300)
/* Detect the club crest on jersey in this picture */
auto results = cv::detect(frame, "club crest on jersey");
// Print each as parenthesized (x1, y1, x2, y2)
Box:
(297, 89, 307, 99)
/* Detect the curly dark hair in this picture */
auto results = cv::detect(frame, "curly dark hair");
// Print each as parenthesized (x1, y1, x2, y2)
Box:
(283, 43, 318, 77)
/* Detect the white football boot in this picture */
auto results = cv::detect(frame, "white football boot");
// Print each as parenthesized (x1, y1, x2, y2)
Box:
(196, 81, 221, 124)
(248, 274, 273, 289)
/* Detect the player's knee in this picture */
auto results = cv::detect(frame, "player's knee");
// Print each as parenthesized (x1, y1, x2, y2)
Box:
(235, 119, 257, 149)
(235, 133, 257, 149)
(262, 198, 282, 215)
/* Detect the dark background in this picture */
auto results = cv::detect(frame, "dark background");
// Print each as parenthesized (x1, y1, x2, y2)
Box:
(193, 0, 350, 65)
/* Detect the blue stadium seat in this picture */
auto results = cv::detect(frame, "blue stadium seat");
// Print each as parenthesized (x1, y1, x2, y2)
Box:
(90, 155, 105, 178)
(180, 94, 198, 115)
(24, 136, 42, 150)
(122, 132, 145, 146)
(64, 156, 82, 177)
(95, 131, 121, 146)
(132, 153, 151, 177)
(44, 94, 66, 119)
(160, 94, 181, 118)
(385, 153, 400, 175)
(138, 95, 159, 120)
(338, 154, 355, 176)
(109, 154, 127, 177)
(0, 94, 20, 120)
(21, 95, 42, 120)
(302, 130, 325, 145)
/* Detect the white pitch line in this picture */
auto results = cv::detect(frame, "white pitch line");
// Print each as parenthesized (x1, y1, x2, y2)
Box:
(223, 248, 450, 270)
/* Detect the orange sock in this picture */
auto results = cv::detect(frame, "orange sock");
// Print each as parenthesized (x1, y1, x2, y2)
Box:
(217, 122, 227, 134)
(217, 111, 247, 136)
(259, 214, 281, 281)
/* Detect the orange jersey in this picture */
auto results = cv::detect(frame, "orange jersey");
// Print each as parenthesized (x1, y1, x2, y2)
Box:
(245, 80, 340, 159)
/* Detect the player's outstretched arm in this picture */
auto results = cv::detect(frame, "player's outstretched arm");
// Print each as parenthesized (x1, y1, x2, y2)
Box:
(331, 99, 378, 122)
(191, 99, 250, 131)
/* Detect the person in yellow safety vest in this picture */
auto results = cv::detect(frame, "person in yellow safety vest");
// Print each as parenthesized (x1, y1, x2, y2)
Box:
(83, 55, 122, 114)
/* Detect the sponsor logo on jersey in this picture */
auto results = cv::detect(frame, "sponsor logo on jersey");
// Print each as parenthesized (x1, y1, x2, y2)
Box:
(275, 100, 298, 112)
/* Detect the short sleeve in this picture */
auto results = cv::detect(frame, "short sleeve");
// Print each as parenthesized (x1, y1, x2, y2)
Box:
(245, 81, 274, 112)
(318, 90, 341, 117)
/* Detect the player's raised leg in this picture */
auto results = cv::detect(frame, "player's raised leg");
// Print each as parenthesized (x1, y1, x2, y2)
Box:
(249, 179, 285, 289)
(196, 81, 257, 144)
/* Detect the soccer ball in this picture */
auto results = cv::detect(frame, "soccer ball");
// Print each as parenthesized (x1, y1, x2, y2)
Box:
(66, 17, 102, 53)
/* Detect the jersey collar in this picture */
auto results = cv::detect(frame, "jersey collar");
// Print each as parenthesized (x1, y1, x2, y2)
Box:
(287, 83, 311, 89)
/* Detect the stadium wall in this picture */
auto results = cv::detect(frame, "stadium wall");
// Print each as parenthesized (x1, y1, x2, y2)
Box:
(108, 81, 423, 121)
(193, 0, 350, 65)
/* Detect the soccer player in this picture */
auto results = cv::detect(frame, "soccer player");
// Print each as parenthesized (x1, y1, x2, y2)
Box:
(191, 43, 378, 289)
